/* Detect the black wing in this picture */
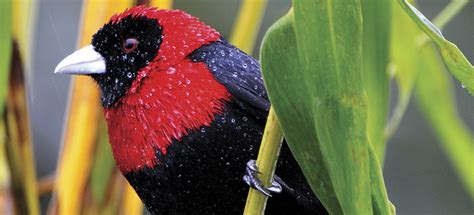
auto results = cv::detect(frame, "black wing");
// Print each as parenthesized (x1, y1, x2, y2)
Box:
(188, 38, 327, 214)
(188, 38, 270, 119)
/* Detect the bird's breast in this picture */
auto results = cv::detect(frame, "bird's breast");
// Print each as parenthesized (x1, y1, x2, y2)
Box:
(103, 61, 230, 173)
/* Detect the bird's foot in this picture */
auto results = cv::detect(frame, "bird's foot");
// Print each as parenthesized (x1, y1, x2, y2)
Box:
(243, 159, 282, 197)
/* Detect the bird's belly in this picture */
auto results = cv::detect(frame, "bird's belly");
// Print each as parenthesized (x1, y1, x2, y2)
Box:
(124, 103, 264, 214)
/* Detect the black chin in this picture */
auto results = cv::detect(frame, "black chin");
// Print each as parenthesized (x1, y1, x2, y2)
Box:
(90, 67, 138, 108)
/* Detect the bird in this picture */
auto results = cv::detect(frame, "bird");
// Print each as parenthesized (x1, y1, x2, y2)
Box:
(55, 6, 327, 215)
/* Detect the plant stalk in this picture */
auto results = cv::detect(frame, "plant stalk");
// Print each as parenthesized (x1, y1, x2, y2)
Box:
(243, 107, 284, 215)
(432, 0, 468, 30)
(229, 0, 268, 54)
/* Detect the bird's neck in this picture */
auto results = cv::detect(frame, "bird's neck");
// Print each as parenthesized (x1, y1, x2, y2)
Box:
(103, 61, 230, 174)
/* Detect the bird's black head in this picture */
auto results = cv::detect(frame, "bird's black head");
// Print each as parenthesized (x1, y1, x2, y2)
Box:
(90, 15, 163, 107)
(55, 6, 223, 108)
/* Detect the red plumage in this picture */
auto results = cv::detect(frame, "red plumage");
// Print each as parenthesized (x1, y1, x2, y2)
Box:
(103, 7, 228, 173)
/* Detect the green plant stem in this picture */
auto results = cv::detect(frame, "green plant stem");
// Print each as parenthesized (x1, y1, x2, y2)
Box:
(432, 0, 468, 30)
(229, 0, 268, 54)
(417, 0, 468, 47)
(243, 107, 284, 215)
(384, 92, 411, 141)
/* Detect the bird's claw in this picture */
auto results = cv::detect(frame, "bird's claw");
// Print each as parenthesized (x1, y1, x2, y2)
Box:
(243, 159, 282, 197)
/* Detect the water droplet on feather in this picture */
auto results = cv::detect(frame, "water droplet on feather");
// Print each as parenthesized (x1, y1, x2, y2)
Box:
(167, 67, 176, 74)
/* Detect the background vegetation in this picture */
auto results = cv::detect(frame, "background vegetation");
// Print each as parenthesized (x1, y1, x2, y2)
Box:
(0, 0, 472, 214)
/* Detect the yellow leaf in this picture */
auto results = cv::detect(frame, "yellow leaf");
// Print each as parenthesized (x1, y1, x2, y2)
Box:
(53, 1, 134, 214)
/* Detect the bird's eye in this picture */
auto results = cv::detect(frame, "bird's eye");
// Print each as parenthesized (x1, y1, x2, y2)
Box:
(122, 38, 139, 53)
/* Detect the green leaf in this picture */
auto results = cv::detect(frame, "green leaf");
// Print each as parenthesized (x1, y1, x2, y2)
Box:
(0, 0, 13, 115)
(398, 0, 474, 95)
(360, 0, 391, 162)
(390, 0, 474, 198)
(0, 0, 13, 190)
(293, 0, 372, 213)
(368, 143, 393, 214)
(260, 12, 341, 214)
(415, 45, 474, 198)
(261, 1, 393, 213)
